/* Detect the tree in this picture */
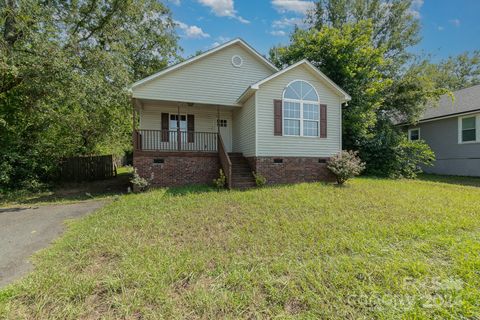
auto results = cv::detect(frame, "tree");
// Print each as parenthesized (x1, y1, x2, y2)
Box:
(424, 51, 480, 91)
(0, 0, 179, 189)
(307, 0, 421, 66)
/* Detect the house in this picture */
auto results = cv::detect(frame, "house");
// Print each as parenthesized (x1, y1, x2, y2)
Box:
(129, 38, 351, 188)
(405, 84, 480, 177)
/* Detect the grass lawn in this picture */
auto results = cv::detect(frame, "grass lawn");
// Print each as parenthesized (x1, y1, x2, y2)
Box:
(1, 176, 480, 319)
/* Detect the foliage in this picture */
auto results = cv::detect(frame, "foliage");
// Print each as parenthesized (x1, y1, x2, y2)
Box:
(381, 60, 451, 124)
(422, 51, 480, 91)
(0, 0, 179, 190)
(252, 171, 267, 187)
(307, 0, 421, 68)
(393, 139, 436, 178)
(212, 169, 226, 189)
(359, 121, 435, 178)
(2, 178, 480, 318)
(130, 168, 149, 192)
(327, 150, 365, 184)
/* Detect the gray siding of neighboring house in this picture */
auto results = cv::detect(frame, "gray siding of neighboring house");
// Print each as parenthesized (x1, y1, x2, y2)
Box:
(413, 116, 480, 176)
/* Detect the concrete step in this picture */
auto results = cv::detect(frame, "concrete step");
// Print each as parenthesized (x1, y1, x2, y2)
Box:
(228, 152, 243, 157)
(232, 175, 255, 180)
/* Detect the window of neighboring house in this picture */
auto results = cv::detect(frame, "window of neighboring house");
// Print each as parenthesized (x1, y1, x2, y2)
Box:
(408, 128, 420, 141)
(282, 80, 320, 137)
(459, 115, 478, 143)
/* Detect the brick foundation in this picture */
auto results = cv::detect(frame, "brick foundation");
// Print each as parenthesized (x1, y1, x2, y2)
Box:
(247, 156, 335, 185)
(133, 151, 220, 187)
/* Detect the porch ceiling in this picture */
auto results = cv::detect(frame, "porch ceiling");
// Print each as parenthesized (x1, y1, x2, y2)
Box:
(133, 98, 240, 111)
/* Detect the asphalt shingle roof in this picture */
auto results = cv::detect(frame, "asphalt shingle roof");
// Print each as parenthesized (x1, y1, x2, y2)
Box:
(420, 84, 480, 121)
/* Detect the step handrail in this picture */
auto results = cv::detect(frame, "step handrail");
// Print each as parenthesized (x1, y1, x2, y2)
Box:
(217, 133, 232, 189)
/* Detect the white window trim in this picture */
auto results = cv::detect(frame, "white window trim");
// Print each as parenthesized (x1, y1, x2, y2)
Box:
(169, 113, 187, 131)
(408, 128, 420, 141)
(282, 80, 321, 138)
(458, 114, 480, 144)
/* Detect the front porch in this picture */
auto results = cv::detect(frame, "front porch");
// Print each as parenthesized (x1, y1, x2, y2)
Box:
(132, 98, 252, 188)
(132, 99, 234, 153)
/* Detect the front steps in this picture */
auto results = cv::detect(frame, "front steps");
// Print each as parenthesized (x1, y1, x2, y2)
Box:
(228, 153, 256, 189)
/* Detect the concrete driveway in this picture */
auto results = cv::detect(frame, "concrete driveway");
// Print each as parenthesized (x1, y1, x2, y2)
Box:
(0, 201, 105, 288)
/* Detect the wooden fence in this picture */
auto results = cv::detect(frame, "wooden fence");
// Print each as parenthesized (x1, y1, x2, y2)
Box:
(59, 155, 115, 182)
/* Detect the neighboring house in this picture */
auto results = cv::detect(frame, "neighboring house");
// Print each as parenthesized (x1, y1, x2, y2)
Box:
(129, 38, 351, 188)
(404, 84, 480, 177)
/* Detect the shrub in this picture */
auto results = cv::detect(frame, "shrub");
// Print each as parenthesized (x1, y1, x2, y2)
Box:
(327, 150, 366, 185)
(130, 168, 149, 192)
(252, 171, 267, 187)
(390, 140, 435, 178)
(212, 169, 226, 189)
(359, 123, 435, 178)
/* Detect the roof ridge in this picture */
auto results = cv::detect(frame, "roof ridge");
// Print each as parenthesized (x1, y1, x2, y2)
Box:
(452, 83, 480, 93)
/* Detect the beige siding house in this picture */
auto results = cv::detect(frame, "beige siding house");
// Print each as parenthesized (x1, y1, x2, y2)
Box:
(130, 39, 351, 188)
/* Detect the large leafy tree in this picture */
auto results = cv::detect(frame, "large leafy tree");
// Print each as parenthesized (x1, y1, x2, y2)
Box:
(0, 0, 179, 189)
(307, 0, 420, 66)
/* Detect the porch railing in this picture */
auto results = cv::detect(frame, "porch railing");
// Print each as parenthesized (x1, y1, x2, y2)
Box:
(134, 130, 218, 152)
(218, 133, 232, 189)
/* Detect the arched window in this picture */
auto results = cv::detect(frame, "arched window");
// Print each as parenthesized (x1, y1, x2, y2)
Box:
(282, 80, 320, 137)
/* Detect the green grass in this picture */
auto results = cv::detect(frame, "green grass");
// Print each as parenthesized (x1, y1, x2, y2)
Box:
(1, 177, 480, 319)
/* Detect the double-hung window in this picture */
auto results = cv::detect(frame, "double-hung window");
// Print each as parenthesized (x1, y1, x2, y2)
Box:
(283, 80, 320, 137)
(459, 115, 479, 143)
(408, 128, 420, 141)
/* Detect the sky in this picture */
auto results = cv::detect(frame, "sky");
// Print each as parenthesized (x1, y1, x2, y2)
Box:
(167, 0, 480, 61)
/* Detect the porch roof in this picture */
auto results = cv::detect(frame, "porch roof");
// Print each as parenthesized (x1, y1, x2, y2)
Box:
(132, 98, 240, 111)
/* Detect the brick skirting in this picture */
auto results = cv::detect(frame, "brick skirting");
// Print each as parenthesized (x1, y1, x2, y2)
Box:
(133, 151, 219, 187)
(247, 156, 335, 185)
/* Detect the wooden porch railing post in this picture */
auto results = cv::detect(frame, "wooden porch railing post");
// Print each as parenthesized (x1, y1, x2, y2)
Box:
(177, 128, 181, 151)
(218, 133, 232, 189)
(133, 130, 137, 150)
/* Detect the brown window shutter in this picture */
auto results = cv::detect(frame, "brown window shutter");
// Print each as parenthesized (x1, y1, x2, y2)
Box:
(187, 114, 194, 143)
(161, 113, 169, 142)
(320, 104, 327, 138)
(274, 99, 282, 136)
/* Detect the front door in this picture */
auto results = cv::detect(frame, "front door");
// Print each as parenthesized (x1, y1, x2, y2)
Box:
(217, 118, 232, 152)
(170, 114, 187, 145)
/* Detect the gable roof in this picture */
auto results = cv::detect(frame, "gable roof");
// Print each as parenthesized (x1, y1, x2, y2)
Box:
(129, 38, 278, 90)
(237, 59, 352, 103)
(419, 84, 480, 122)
